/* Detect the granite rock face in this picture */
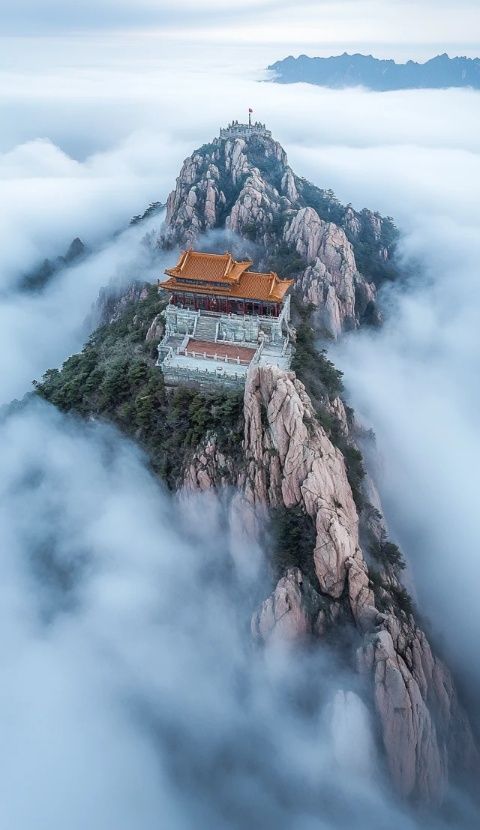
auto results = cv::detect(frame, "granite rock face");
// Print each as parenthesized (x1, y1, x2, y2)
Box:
(145, 313, 164, 343)
(243, 365, 372, 613)
(227, 169, 285, 248)
(251, 567, 319, 644)
(243, 365, 478, 802)
(284, 207, 364, 336)
(90, 281, 149, 329)
(182, 363, 479, 804)
(183, 433, 236, 492)
(164, 132, 287, 244)
(358, 616, 479, 802)
(160, 127, 396, 337)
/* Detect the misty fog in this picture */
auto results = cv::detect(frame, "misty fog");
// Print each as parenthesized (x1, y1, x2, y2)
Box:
(0, 213, 171, 403)
(1, 14, 480, 830)
(0, 399, 421, 830)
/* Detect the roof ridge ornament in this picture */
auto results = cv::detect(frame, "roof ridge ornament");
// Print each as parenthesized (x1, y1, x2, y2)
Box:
(179, 250, 189, 271)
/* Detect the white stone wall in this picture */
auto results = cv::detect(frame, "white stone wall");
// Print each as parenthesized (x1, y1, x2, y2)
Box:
(164, 305, 198, 336)
(217, 315, 259, 343)
(162, 364, 246, 390)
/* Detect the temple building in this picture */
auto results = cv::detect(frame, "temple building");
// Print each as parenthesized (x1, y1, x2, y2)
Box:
(157, 250, 294, 388)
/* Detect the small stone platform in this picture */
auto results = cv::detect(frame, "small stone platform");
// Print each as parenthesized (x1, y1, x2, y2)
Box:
(184, 340, 256, 364)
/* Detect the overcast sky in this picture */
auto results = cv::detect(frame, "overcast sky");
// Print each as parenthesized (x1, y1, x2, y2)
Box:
(1, 0, 479, 51)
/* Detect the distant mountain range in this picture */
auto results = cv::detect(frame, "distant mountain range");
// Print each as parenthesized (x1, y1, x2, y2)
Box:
(268, 52, 480, 91)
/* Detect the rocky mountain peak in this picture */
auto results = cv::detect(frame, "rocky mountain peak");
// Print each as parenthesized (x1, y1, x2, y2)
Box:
(164, 123, 293, 245)
(159, 122, 399, 337)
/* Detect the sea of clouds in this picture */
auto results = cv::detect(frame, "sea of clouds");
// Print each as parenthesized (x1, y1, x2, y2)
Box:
(1, 400, 422, 830)
(1, 22, 479, 828)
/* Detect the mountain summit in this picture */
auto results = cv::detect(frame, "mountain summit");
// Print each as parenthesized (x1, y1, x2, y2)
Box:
(160, 120, 399, 337)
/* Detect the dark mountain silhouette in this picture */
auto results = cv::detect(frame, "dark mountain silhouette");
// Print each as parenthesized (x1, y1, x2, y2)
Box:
(20, 237, 87, 292)
(268, 52, 480, 91)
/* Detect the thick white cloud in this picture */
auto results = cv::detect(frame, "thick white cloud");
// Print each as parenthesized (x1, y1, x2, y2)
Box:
(1, 38, 478, 156)
(0, 215, 172, 404)
(0, 133, 188, 286)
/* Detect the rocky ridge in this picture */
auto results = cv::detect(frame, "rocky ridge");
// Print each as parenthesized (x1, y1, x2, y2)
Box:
(159, 126, 397, 337)
(182, 363, 479, 803)
(35, 274, 480, 806)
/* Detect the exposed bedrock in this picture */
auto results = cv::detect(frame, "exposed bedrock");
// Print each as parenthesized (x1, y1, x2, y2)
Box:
(160, 128, 391, 337)
(182, 363, 479, 803)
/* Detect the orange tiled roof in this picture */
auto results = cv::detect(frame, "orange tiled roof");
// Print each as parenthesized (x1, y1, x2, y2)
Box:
(165, 250, 252, 283)
(229, 271, 292, 302)
(163, 249, 293, 303)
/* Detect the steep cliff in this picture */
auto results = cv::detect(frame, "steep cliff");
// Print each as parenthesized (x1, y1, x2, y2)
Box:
(183, 362, 479, 804)
(159, 126, 398, 337)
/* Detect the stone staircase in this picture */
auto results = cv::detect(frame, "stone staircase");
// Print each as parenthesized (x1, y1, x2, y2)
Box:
(194, 314, 218, 342)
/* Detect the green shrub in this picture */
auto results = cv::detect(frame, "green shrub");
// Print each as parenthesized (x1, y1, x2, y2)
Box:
(382, 541, 405, 570)
(297, 179, 345, 225)
(339, 443, 365, 510)
(267, 241, 305, 276)
(389, 584, 415, 617)
(269, 504, 318, 585)
(368, 567, 415, 618)
(368, 531, 406, 573)
(296, 178, 401, 286)
(291, 304, 344, 403)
